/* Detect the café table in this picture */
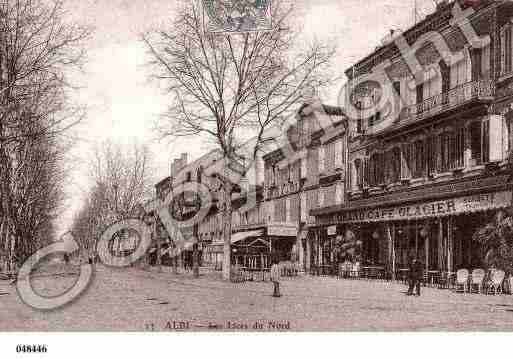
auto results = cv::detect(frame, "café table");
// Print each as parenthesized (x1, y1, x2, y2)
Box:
(426, 271, 440, 287)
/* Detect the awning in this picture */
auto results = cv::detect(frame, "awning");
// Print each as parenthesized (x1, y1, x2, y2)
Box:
(231, 229, 264, 244)
(311, 174, 512, 217)
(316, 190, 512, 225)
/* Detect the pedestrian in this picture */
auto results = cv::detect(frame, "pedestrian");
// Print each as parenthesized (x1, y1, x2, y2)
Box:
(414, 259, 424, 296)
(270, 258, 281, 298)
(407, 258, 423, 296)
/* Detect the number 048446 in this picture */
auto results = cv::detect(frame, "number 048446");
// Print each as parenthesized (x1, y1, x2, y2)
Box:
(15, 345, 47, 354)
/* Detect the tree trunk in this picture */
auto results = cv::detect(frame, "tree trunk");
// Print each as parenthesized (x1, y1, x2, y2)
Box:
(193, 224, 199, 278)
(222, 182, 233, 281)
(155, 218, 162, 272)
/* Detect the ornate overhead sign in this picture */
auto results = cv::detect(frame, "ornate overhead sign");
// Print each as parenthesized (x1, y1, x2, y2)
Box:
(318, 191, 512, 225)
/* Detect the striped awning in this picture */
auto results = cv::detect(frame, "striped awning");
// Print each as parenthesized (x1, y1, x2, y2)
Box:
(231, 229, 264, 244)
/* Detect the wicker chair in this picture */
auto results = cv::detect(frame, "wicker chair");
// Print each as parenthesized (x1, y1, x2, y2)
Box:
(469, 268, 485, 294)
(351, 262, 360, 279)
(455, 269, 469, 293)
(486, 269, 505, 295)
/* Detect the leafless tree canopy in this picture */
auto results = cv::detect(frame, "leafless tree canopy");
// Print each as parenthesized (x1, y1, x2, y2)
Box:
(0, 0, 91, 270)
(71, 141, 155, 258)
(143, 0, 335, 161)
(142, 0, 337, 280)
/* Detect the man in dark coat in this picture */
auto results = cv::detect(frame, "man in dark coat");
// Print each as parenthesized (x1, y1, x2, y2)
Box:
(407, 258, 424, 296)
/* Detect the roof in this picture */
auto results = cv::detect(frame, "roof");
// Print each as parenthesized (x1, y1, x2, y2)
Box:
(344, 0, 496, 77)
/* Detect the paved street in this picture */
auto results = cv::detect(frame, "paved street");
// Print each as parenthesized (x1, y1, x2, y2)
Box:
(1, 265, 513, 331)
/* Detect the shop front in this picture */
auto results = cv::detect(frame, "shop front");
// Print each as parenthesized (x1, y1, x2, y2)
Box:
(313, 181, 512, 280)
(267, 223, 298, 263)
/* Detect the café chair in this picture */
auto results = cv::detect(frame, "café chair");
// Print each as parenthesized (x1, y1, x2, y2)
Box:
(486, 269, 505, 295)
(455, 269, 469, 293)
(469, 268, 485, 294)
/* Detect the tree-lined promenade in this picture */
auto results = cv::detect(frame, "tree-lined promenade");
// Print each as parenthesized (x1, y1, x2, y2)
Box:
(0, 0, 90, 273)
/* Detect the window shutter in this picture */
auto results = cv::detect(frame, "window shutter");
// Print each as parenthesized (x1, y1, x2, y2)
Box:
(501, 28, 506, 75)
(507, 27, 512, 73)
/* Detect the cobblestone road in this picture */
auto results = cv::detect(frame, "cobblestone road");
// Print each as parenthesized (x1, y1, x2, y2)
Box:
(1, 265, 513, 331)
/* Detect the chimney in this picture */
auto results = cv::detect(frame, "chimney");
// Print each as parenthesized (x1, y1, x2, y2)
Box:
(436, 0, 449, 11)
(181, 153, 188, 167)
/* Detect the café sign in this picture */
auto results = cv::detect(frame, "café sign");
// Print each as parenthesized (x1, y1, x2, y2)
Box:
(319, 191, 512, 225)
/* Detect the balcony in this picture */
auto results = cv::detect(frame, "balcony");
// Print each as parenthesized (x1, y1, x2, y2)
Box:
(398, 79, 494, 124)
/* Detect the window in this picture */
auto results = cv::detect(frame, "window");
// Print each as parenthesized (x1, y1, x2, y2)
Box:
(356, 119, 363, 134)
(451, 49, 469, 87)
(402, 143, 413, 179)
(439, 132, 453, 172)
(426, 135, 437, 175)
(384, 148, 401, 184)
(482, 43, 491, 78)
(307, 147, 319, 184)
(416, 83, 424, 105)
(290, 195, 300, 222)
(354, 159, 363, 188)
(369, 152, 384, 187)
(307, 189, 319, 211)
(393, 81, 401, 97)
(324, 141, 336, 173)
(453, 127, 465, 169)
(500, 26, 513, 75)
(413, 139, 425, 178)
(469, 120, 489, 166)
(471, 48, 482, 81)
(274, 198, 286, 223)
(323, 186, 336, 207)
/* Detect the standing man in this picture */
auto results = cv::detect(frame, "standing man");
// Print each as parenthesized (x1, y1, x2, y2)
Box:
(407, 258, 417, 296)
(414, 259, 424, 296)
(270, 257, 281, 298)
(407, 258, 423, 296)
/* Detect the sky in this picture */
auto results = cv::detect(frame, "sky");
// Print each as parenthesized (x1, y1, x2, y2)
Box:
(57, 0, 437, 234)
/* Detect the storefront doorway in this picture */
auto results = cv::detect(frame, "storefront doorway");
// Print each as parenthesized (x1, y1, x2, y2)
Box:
(453, 213, 486, 270)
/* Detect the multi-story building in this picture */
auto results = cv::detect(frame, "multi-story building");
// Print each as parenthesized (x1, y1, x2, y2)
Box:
(263, 103, 347, 272)
(151, 103, 348, 273)
(312, 0, 513, 278)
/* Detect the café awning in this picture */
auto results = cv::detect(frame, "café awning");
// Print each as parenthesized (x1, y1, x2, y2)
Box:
(231, 229, 264, 244)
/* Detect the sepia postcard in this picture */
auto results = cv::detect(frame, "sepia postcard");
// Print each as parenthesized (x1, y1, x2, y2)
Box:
(1, 0, 513, 356)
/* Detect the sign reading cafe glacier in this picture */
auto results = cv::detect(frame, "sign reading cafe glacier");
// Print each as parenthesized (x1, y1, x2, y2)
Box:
(202, 0, 272, 33)
(319, 192, 512, 225)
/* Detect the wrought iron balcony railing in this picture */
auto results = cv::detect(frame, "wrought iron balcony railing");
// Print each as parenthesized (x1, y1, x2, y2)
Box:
(400, 79, 494, 122)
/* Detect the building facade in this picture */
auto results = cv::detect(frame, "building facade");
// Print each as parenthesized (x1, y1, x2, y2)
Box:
(263, 104, 347, 272)
(151, 103, 348, 272)
(312, 0, 513, 278)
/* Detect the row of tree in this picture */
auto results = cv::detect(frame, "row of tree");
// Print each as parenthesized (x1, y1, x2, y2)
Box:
(0, 0, 89, 271)
(70, 141, 154, 261)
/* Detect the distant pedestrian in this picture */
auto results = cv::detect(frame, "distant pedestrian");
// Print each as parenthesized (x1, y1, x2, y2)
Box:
(407, 258, 423, 296)
(270, 259, 281, 298)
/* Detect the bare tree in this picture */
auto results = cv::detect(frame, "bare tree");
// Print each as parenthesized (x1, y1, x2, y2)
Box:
(71, 141, 155, 261)
(142, 0, 336, 280)
(0, 0, 91, 271)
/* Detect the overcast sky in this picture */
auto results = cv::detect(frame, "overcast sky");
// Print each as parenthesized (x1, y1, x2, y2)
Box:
(58, 0, 436, 234)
